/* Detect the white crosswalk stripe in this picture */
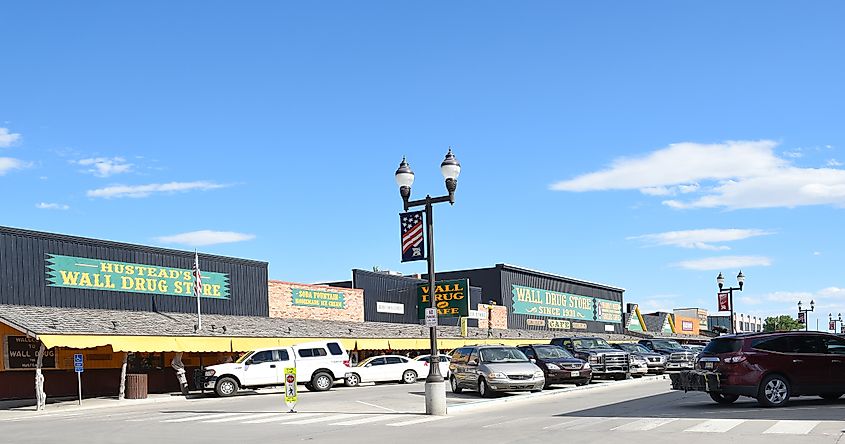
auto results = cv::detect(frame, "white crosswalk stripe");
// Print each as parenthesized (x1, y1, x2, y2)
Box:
(612, 418, 678, 431)
(283, 414, 363, 425)
(684, 419, 746, 433)
(162, 413, 243, 423)
(386, 416, 448, 427)
(203, 413, 280, 423)
(763, 420, 821, 435)
(560, 417, 615, 431)
(241, 413, 321, 424)
(330, 414, 397, 426)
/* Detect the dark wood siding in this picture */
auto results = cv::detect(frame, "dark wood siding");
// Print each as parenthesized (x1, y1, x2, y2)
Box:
(0, 227, 268, 316)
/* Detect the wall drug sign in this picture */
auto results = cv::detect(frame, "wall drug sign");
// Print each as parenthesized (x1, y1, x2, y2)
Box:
(511, 285, 622, 323)
(417, 279, 470, 318)
(46, 254, 229, 299)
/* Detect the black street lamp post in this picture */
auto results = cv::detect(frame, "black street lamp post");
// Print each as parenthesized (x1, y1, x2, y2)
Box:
(395, 149, 461, 416)
(798, 300, 814, 331)
(717, 271, 745, 334)
(829, 313, 842, 333)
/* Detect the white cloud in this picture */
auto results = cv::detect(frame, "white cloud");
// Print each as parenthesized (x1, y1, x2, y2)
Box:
(814, 251, 822, 256)
(628, 228, 773, 251)
(828, 159, 843, 167)
(552, 140, 845, 210)
(36, 202, 70, 210)
(783, 150, 803, 158)
(0, 128, 21, 147)
(155, 230, 255, 247)
(75, 157, 132, 177)
(87, 181, 228, 198)
(551, 140, 783, 192)
(673, 255, 772, 271)
(0, 157, 29, 175)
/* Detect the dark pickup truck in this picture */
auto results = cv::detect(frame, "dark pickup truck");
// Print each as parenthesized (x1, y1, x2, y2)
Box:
(551, 337, 630, 380)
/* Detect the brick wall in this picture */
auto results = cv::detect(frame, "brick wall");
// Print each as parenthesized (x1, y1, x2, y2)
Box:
(268, 281, 364, 322)
(478, 304, 508, 330)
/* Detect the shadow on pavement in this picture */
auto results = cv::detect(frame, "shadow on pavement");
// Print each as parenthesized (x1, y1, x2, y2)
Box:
(558, 391, 845, 421)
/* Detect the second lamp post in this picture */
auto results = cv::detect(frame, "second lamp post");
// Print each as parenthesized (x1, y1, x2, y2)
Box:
(798, 300, 814, 331)
(717, 271, 745, 334)
(394, 149, 461, 416)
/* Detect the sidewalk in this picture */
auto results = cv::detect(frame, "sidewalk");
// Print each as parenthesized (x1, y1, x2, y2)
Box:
(0, 392, 205, 419)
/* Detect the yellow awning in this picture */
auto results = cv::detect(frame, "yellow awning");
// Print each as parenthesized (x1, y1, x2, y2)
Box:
(38, 335, 360, 353)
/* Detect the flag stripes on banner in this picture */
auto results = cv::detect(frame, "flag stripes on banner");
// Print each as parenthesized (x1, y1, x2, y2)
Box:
(400, 211, 426, 262)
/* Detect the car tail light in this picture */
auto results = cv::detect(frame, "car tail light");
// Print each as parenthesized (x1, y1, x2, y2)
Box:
(724, 354, 747, 364)
(343, 360, 350, 367)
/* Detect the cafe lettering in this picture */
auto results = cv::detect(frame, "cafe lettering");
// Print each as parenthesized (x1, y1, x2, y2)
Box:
(417, 279, 470, 318)
(46, 254, 230, 299)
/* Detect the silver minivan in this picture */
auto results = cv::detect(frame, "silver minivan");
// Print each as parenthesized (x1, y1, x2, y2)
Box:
(449, 345, 545, 397)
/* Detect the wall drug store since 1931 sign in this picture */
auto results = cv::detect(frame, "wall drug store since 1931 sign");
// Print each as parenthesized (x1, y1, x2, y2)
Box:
(417, 279, 470, 318)
(511, 284, 622, 324)
(45, 254, 230, 299)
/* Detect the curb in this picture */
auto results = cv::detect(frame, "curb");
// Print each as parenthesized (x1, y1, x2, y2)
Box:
(0, 394, 202, 419)
(448, 374, 669, 414)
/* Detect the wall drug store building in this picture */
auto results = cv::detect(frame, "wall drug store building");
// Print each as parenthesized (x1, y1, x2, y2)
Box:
(0, 226, 631, 401)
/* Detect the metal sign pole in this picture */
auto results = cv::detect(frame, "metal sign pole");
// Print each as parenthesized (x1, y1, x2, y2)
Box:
(73, 353, 84, 405)
(77, 372, 82, 405)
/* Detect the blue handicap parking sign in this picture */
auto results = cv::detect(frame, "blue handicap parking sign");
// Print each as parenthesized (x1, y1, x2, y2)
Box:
(74, 354, 84, 373)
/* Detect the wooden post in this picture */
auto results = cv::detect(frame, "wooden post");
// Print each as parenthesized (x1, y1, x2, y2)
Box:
(34, 343, 46, 411)
(118, 352, 129, 400)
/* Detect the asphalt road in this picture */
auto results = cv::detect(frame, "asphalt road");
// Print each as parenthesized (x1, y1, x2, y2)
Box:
(2, 377, 844, 444)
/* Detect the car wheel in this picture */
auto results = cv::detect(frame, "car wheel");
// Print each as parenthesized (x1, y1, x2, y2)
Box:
(757, 374, 790, 407)
(215, 377, 239, 397)
(709, 392, 740, 404)
(450, 376, 463, 393)
(478, 377, 494, 398)
(345, 373, 361, 387)
(401, 370, 418, 384)
(821, 393, 843, 401)
(311, 372, 334, 392)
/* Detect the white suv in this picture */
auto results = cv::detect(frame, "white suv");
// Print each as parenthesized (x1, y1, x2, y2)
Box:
(204, 340, 350, 396)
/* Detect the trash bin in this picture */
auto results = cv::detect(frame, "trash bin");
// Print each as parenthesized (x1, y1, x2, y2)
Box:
(126, 373, 148, 399)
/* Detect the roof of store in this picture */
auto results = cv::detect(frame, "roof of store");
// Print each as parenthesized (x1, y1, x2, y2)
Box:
(0, 304, 645, 352)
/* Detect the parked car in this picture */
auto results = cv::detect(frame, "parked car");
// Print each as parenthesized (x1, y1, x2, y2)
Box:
(449, 345, 545, 397)
(517, 344, 592, 388)
(613, 343, 666, 374)
(203, 340, 350, 396)
(551, 337, 630, 380)
(670, 331, 845, 407)
(413, 354, 451, 378)
(344, 355, 427, 386)
(639, 339, 695, 371)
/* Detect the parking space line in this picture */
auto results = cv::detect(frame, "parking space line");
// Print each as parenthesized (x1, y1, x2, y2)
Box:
(204, 413, 279, 423)
(162, 413, 242, 423)
(387, 416, 448, 427)
(356, 401, 400, 413)
(541, 418, 588, 430)
(561, 417, 615, 431)
(241, 413, 320, 424)
(684, 419, 746, 433)
(763, 420, 821, 435)
(612, 418, 678, 431)
(283, 414, 361, 425)
(332, 414, 397, 426)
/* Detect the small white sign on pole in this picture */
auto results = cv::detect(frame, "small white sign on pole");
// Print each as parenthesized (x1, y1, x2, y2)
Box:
(468, 309, 487, 320)
(425, 308, 438, 327)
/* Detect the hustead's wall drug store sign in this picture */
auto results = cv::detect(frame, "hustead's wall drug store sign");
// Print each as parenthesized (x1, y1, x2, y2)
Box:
(511, 284, 622, 323)
(46, 254, 230, 299)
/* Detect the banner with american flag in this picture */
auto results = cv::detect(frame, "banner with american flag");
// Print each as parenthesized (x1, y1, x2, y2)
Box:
(400, 211, 426, 262)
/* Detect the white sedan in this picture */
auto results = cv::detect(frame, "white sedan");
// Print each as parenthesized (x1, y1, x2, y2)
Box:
(344, 355, 428, 387)
(413, 354, 451, 378)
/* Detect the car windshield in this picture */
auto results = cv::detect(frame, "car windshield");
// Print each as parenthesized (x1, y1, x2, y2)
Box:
(572, 338, 612, 349)
(479, 347, 529, 363)
(652, 340, 685, 351)
(533, 346, 573, 359)
(618, 344, 651, 354)
(703, 338, 742, 354)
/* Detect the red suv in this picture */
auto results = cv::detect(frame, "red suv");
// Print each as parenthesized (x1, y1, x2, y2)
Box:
(670, 331, 845, 407)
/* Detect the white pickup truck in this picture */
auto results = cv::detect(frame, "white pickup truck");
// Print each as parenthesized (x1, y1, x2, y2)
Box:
(203, 340, 350, 396)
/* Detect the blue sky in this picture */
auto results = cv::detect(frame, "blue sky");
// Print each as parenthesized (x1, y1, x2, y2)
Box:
(2, 2, 844, 330)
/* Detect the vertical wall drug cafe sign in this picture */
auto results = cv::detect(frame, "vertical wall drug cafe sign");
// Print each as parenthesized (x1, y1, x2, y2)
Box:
(6, 336, 56, 369)
(46, 254, 230, 299)
(417, 279, 470, 318)
(291, 287, 346, 309)
(511, 285, 622, 323)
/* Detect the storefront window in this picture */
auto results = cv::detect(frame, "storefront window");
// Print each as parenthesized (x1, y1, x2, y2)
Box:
(128, 352, 165, 372)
